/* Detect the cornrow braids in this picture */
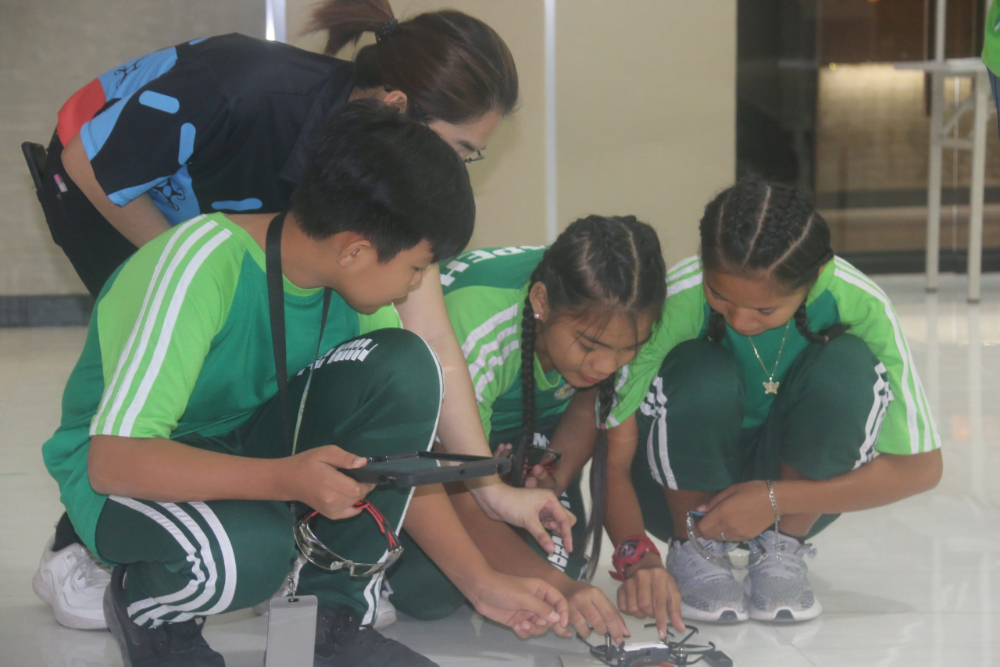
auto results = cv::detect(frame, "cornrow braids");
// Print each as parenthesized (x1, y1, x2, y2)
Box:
(700, 178, 849, 345)
(515, 214, 666, 581)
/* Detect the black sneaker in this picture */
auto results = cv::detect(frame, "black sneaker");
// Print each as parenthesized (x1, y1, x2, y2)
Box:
(313, 606, 438, 667)
(104, 565, 225, 666)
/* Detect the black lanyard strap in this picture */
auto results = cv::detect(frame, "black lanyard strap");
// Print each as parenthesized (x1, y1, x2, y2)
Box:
(265, 212, 331, 453)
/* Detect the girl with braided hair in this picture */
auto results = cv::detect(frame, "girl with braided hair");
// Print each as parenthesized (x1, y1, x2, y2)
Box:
(36, 0, 580, 635)
(604, 178, 942, 628)
(385, 215, 674, 642)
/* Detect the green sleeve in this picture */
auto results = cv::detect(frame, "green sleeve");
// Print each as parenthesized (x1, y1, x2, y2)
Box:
(359, 305, 402, 333)
(446, 286, 523, 441)
(830, 260, 941, 454)
(89, 221, 240, 439)
(608, 266, 706, 426)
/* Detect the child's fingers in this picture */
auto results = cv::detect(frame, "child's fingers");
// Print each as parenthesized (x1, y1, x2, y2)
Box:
(550, 620, 575, 637)
(577, 599, 607, 638)
(697, 483, 741, 513)
(517, 580, 567, 628)
(316, 445, 367, 469)
(529, 465, 557, 490)
(666, 579, 686, 632)
(524, 516, 556, 554)
(652, 578, 668, 640)
(589, 593, 630, 643)
(541, 582, 571, 628)
(568, 605, 593, 638)
(537, 499, 575, 554)
(696, 512, 722, 540)
(622, 579, 639, 617)
(636, 577, 654, 618)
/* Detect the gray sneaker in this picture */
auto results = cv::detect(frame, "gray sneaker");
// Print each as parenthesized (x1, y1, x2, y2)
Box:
(665, 538, 748, 623)
(745, 530, 822, 622)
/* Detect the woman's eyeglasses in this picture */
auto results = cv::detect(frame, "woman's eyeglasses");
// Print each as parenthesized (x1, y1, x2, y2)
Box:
(463, 150, 485, 164)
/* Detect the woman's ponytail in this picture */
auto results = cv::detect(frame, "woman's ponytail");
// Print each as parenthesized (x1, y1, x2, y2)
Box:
(306, 0, 394, 56)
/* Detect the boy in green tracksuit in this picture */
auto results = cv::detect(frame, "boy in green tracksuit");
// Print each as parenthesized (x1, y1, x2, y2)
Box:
(604, 179, 943, 626)
(41, 101, 569, 667)
(387, 216, 675, 640)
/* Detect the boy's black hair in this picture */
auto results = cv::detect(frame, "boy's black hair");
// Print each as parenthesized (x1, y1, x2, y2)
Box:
(516, 215, 667, 582)
(699, 177, 848, 343)
(291, 98, 475, 262)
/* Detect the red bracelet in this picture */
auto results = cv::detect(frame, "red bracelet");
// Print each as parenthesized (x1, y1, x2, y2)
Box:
(610, 535, 661, 582)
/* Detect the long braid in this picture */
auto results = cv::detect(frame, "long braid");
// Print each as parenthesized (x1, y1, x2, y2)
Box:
(581, 375, 615, 582)
(707, 310, 727, 342)
(793, 302, 850, 343)
(513, 282, 540, 488)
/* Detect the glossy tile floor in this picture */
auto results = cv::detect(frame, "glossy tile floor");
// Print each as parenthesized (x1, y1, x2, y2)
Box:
(1, 273, 999, 667)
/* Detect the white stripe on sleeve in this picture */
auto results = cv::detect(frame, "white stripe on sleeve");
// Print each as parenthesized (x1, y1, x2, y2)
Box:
(119, 229, 232, 436)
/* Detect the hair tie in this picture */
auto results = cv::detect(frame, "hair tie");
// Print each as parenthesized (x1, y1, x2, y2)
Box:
(375, 17, 398, 42)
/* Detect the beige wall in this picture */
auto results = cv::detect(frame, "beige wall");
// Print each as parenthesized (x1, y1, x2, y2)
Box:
(287, 0, 737, 264)
(2, 0, 735, 295)
(556, 1, 736, 266)
(0, 0, 264, 296)
(289, 0, 549, 250)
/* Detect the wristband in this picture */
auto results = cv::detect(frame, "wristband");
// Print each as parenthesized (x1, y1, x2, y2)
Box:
(609, 535, 661, 582)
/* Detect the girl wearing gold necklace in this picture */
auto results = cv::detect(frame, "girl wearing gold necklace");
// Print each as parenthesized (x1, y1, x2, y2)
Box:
(598, 179, 942, 635)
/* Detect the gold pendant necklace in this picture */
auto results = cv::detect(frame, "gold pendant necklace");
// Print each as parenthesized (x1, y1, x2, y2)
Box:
(748, 322, 791, 395)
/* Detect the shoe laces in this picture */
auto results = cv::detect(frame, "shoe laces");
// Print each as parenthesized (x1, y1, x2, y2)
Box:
(676, 539, 738, 580)
(750, 531, 816, 577)
(69, 549, 112, 591)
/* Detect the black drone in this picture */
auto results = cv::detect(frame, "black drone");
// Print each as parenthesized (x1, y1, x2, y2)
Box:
(578, 624, 733, 667)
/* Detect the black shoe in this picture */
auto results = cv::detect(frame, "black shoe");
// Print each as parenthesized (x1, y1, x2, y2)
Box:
(104, 565, 225, 666)
(313, 606, 438, 667)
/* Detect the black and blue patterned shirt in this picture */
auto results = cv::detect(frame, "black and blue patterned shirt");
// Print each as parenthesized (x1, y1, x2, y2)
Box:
(57, 33, 355, 223)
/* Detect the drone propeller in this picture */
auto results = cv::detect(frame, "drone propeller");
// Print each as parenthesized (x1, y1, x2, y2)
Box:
(577, 625, 732, 667)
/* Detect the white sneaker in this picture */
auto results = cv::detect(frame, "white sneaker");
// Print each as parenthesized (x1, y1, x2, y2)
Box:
(32, 534, 111, 630)
(745, 530, 822, 622)
(665, 538, 748, 623)
(252, 557, 397, 630)
(373, 589, 397, 630)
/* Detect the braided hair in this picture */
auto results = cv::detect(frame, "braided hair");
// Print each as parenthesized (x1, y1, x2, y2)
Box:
(516, 215, 667, 582)
(700, 178, 849, 343)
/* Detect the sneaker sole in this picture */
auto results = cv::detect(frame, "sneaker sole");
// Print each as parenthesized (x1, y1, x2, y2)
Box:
(32, 568, 108, 631)
(680, 602, 749, 624)
(748, 599, 823, 623)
